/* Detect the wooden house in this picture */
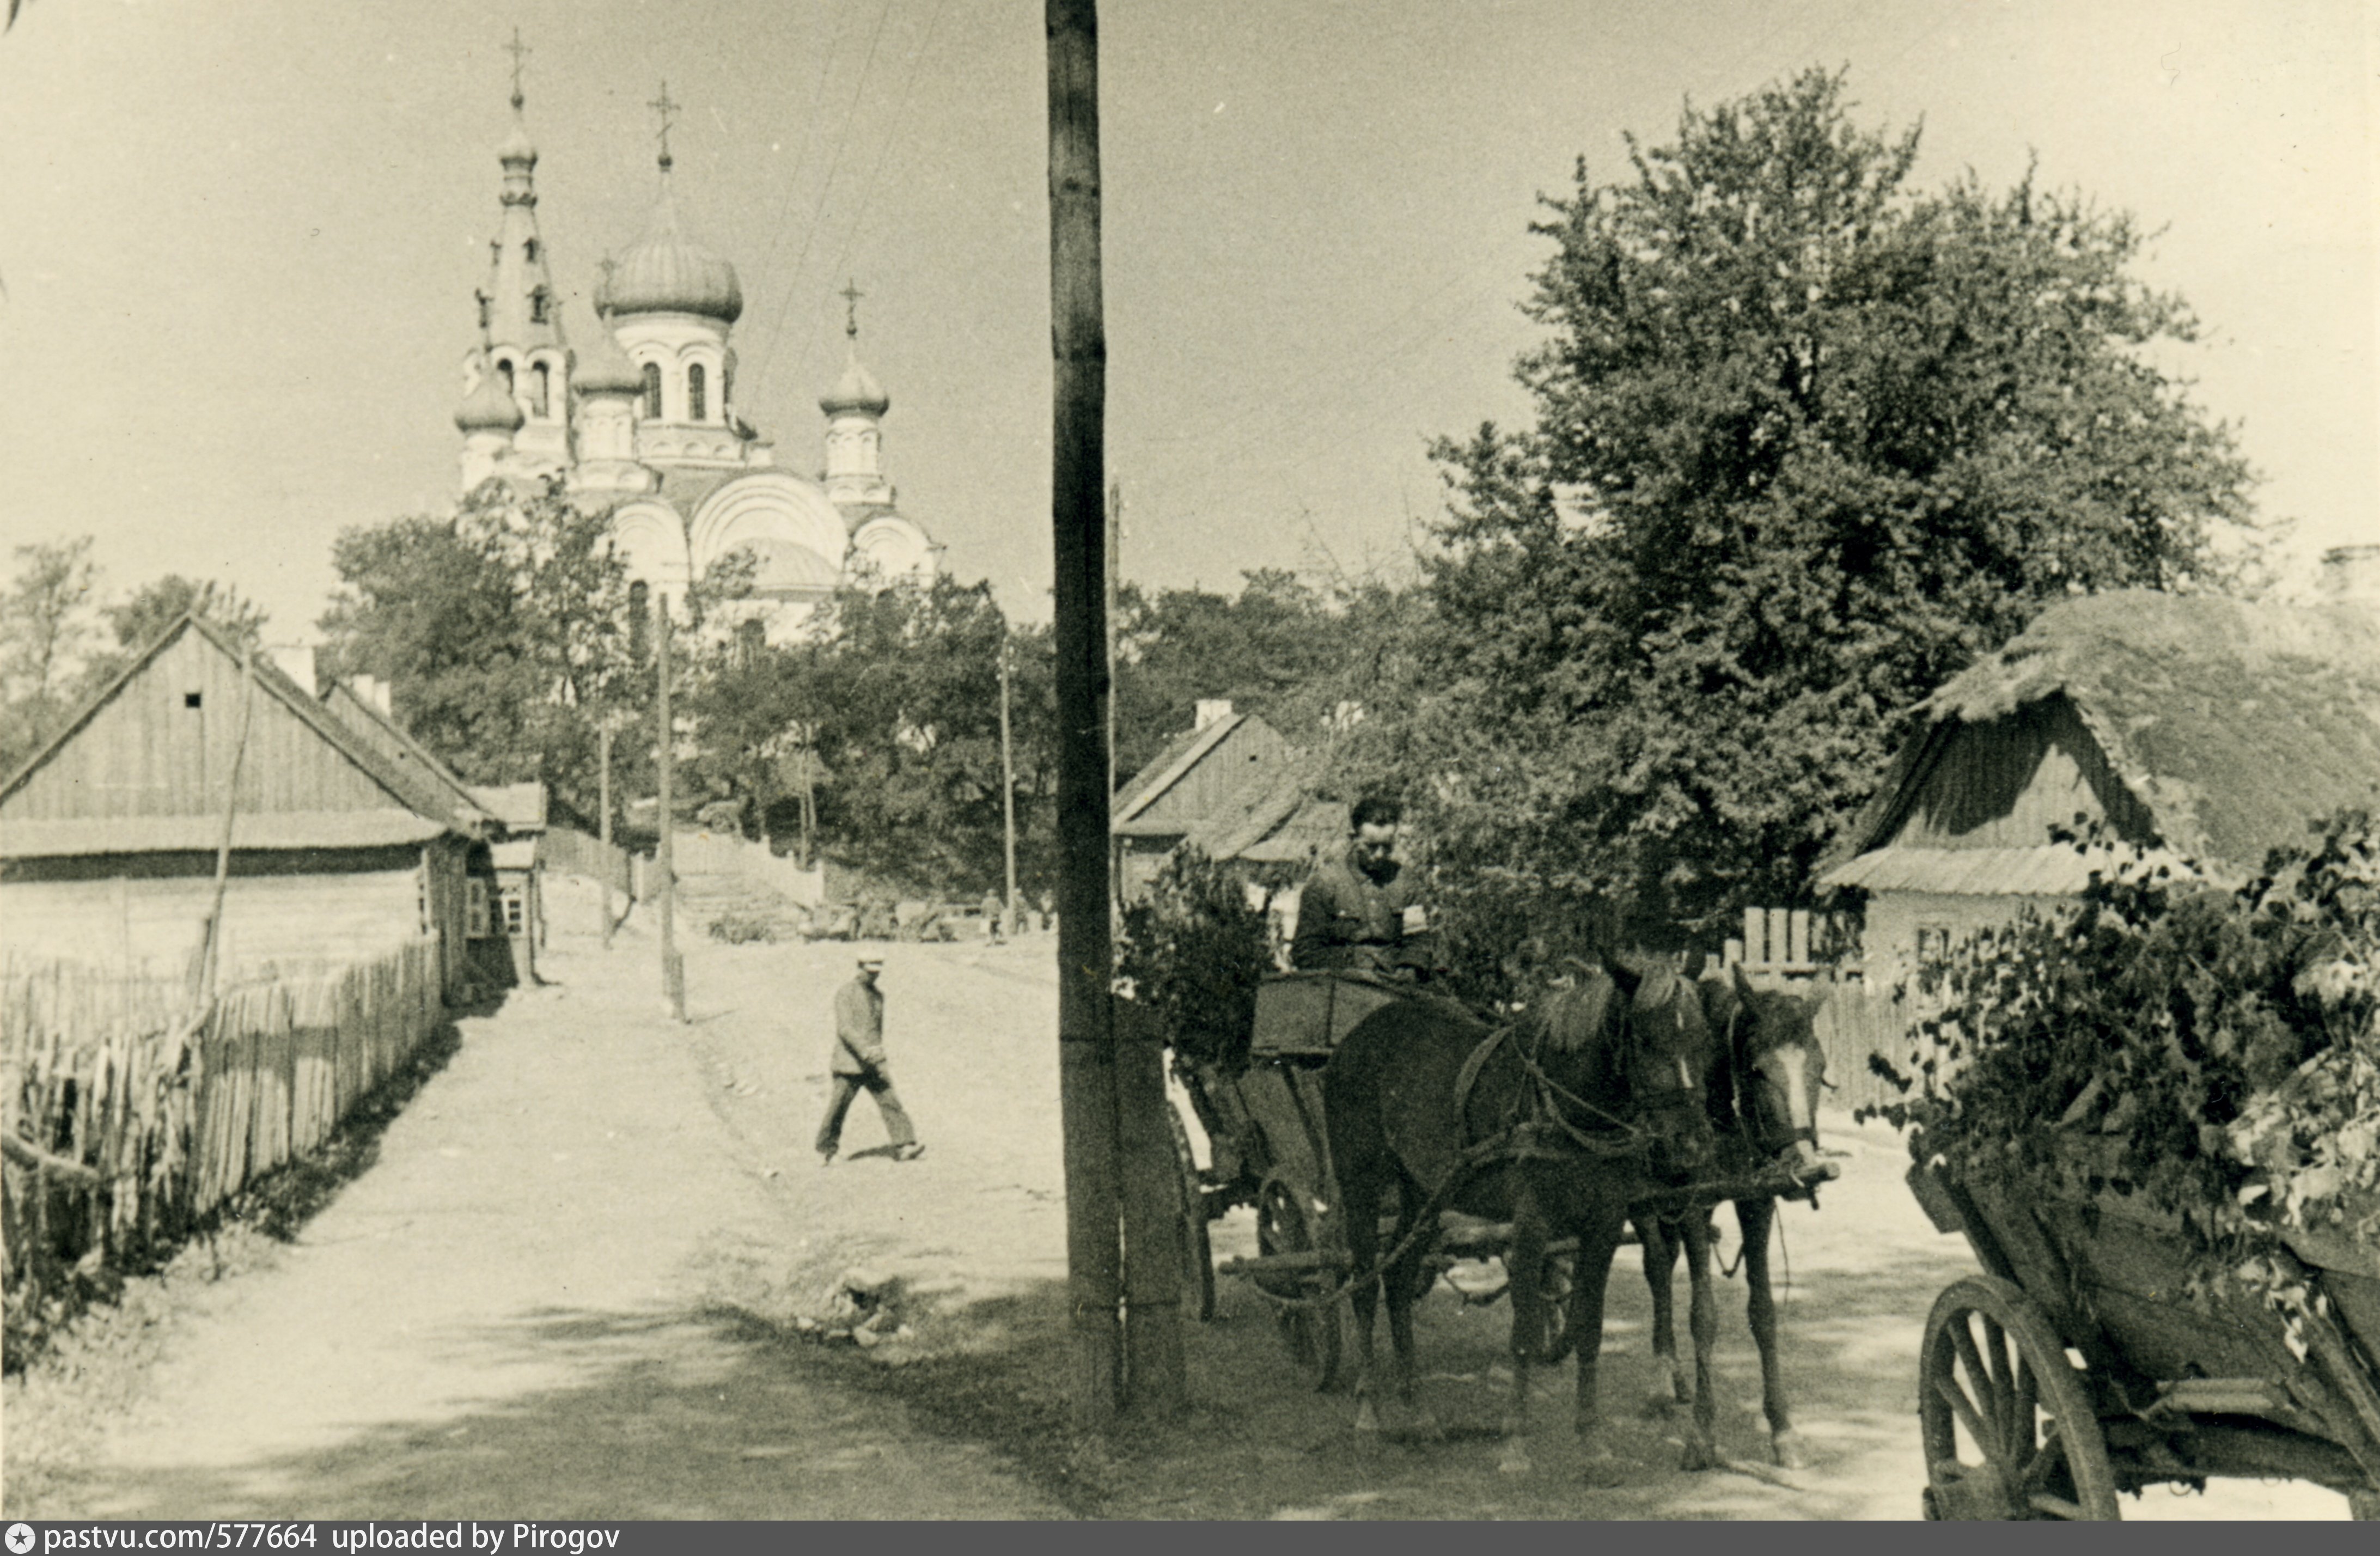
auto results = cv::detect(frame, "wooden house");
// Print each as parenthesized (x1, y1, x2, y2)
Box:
(0, 614, 490, 996)
(1111, 703, 1294, 898)
(316, 680, 547, 987)
(1820, 588, 2380, 985)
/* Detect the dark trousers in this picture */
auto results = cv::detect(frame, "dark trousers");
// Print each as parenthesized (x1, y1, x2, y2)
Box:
(815, 1068, 917, 1155)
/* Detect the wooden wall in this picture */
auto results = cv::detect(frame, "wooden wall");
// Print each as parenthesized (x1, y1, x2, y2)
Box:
(1887, 697, 2157, 852)
(2, 628, 412, 824)
(0, 863, 425, 977)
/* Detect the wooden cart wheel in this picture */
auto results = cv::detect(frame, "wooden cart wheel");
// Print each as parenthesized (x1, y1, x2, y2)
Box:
(1919, 1274, 2120, 1521)
(1255, 1173, 1343, 1392)
(1167, 1102, 1216, 1323)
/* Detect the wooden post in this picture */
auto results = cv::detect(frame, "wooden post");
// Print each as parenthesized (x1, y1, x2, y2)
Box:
(1048, 0, 1126, 1428)
(655, 596, 686, 1020)
(1000, 632, 1020, 933)
(599, 722, 616, 950)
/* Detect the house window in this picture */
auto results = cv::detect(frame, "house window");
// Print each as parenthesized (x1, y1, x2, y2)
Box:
(501, 887, 526, 936)
(184, 692, 203, 709)
(640, 363, 662, 420)
(687, 363, 707, 422)
(1915, 923, 1952, 969)
(530, 361, 550, 417)
(466, 877, 492, 939)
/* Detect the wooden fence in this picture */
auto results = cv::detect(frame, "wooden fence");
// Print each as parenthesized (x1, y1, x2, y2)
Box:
(542, 825, 634, 896)
(2, 939, 443, 1301)
(1724, 906, 1921, 1116)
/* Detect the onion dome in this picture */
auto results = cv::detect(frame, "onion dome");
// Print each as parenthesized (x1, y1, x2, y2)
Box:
(596, 175, 742, 324)
(819, 346, 889, 417)
(572, 304, 645, 399)
(455, 361, 524, 434)
(499, 118, 538, 167)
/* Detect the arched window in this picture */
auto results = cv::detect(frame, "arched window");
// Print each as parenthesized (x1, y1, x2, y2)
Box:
(738, 617, 765, 664)
(628, 581, 650, 660)
(529, 286, 550, 325)
(524, 237, 539, 263)
(530, 362, 550, 418)
(640, 363, 662, 420)
(496, 358, 514, 395)
(687, 363, 707, 422)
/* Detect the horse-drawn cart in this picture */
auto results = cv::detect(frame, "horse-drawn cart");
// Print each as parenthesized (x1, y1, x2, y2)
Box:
(1907, 1152, 2380, 1520)
(1160, 969, 1835, 1396)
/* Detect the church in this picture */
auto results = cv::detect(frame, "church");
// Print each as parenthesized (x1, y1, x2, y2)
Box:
(451, 75, 938, 639)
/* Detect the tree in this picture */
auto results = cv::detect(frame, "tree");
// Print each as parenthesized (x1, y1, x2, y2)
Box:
(318, 479, 637, 816)
(683, 576, 1061, 899)
(0, 536, 100, 772)
(1357, 68, 2263, 941)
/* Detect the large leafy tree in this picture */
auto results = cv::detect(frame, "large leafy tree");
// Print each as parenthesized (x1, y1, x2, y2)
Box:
(1353, 68, 2262, 941)
(0, 536, 101, 773)
(685, 575, 1060, 899)
(318, 479, 637, 816)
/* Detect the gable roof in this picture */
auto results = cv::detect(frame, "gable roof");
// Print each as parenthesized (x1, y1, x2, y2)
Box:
(0, 613, 487, 855)
(320, 681, 496, 833)
(1112, 711, 1249, 829)
(1823, 591, 2380, 891)
(469, 782, 548, 831)
(1180, 750, 1348, 864)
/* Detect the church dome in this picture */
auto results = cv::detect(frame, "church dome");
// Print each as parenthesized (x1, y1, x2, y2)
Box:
(455, 363, 524, 434)
(572, 306, 645, 399)
(738, 536, 842, 594)
(819, 346, 889, 417)
(597, 178, 742, 324)
(499, 119, 538, 166)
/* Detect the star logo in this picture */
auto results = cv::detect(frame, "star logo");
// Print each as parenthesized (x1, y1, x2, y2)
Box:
(5, 1522, 35, 1554)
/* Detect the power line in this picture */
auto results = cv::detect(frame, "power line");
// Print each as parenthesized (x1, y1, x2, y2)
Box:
(748, 0, 896, 400)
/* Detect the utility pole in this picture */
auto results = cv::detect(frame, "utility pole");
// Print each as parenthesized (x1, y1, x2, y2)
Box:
(999, 632, 1020, 935)
(1047, 0, 1183, 1425)
(599, 722, 615, 950)
(655, 594, 686, 1020)
(1106, 478, 1121, 814)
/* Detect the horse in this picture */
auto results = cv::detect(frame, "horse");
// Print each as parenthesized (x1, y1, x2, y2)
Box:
(1321, 952, 1724, 1475)
(1632, 963, 1829, 1469)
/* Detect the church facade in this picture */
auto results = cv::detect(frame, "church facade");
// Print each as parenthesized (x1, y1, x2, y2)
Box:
(451, 86, 937, 640)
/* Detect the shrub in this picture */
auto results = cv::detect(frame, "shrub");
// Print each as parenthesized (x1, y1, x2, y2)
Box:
(1115, 850, 1270, 1070)
(1866, 812, 2380, 1267)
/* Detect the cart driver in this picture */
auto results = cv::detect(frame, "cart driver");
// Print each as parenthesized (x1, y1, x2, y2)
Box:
(1289, 795, 1429, 977)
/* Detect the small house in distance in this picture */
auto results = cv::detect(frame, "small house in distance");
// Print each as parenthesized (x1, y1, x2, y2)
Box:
(1821, 562, 2380, 986)
(1111, 701, 1293, 898)
(318, 680, 544, 987)
(0, 614, 491, 996)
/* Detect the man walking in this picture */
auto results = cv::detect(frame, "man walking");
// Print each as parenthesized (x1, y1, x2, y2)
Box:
(815, 957, 924, 1165)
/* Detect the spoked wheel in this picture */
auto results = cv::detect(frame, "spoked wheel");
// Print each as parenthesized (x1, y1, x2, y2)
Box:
(1255, 1171, 1344, 1392)
(1536, 1249, 1577, 1363)
(1919, 1274, 2120, 1520)
(1167, 1102, 1216, 1322)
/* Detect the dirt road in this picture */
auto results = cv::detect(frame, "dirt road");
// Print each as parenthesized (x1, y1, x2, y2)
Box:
(49, 878, 2352, 1518)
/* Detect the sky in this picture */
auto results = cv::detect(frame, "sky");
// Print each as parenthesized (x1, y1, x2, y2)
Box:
(0, 0, 2372, 639)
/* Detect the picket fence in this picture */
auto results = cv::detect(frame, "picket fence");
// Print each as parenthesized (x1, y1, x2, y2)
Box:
(1724, 906, 1923, 1116)
(2, 939, 443, 1301)
(542, 824, 633, 898)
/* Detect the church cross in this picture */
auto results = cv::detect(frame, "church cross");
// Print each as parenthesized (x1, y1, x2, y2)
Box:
(840, 279, 864, 339)
(503, 28, 530, 111)
(596, 254, 618, 316)
(649, 81, 681, 171)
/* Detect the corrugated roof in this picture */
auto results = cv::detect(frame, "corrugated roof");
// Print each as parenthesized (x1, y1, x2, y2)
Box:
(0, 811, 444, 857)
(1822, 844, 2203, 896)
(1827, 592, 2380, 880)
(1112, 712, 1247, 827)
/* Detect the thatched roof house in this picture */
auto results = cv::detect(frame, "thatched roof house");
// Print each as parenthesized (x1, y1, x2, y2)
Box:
(1112, 703, 1295, 896)
(1820, 584, 2380, 979)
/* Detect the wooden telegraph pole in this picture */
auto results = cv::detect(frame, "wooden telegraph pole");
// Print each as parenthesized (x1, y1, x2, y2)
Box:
(655, 594, 686, 1020)
(1047, 0, 1183, 1426)
(598, 722, 616, 950)
(999, 633, 1020, 935)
